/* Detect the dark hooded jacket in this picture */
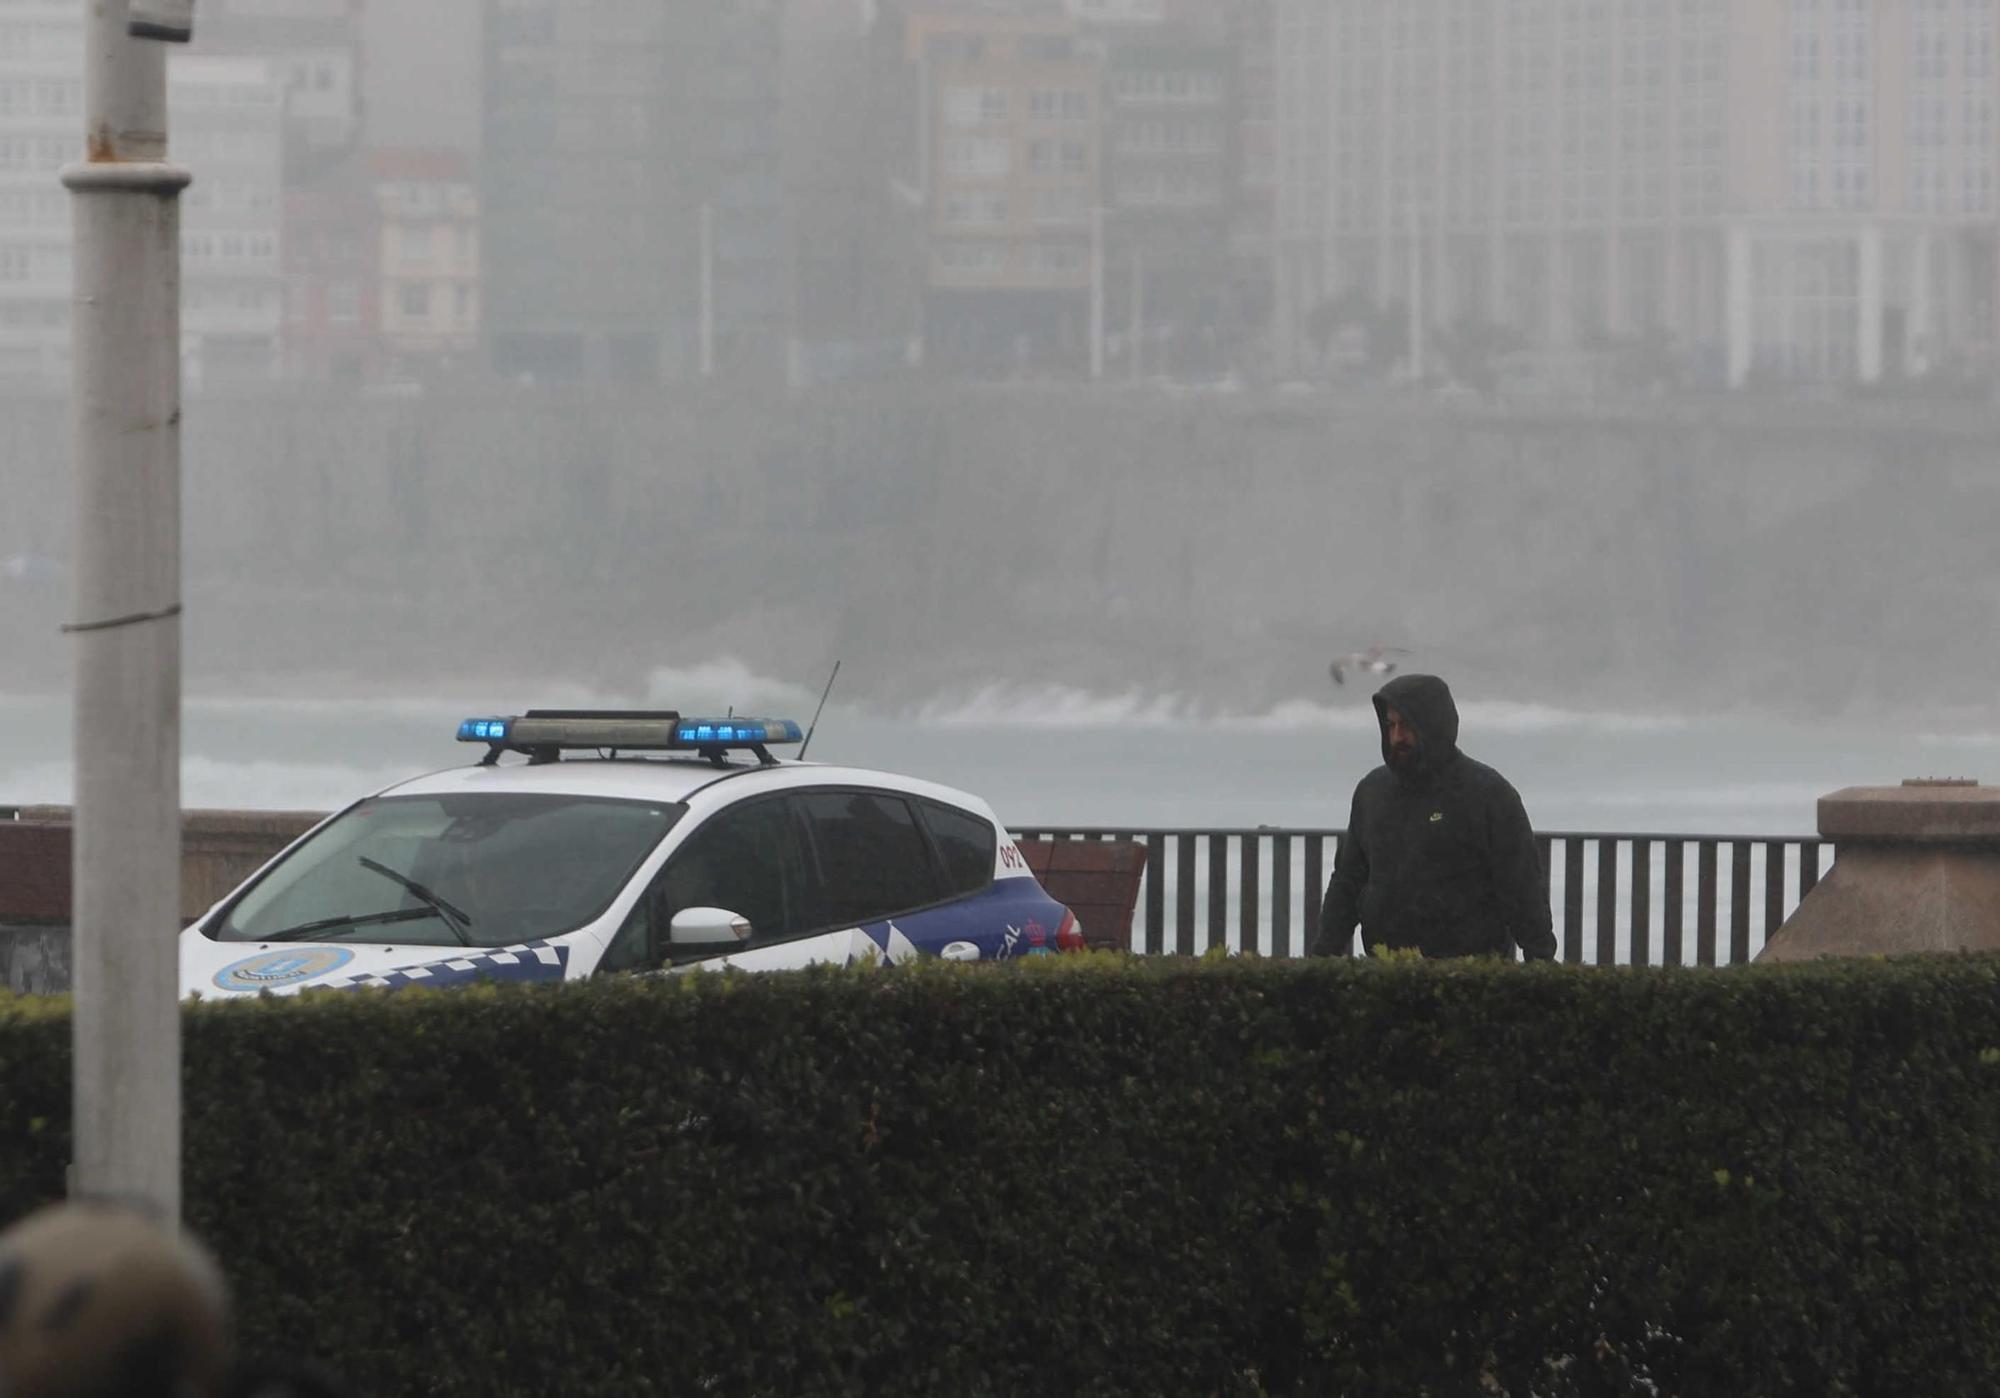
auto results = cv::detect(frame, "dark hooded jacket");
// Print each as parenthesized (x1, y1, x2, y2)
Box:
(1311, 674, 1555, 961)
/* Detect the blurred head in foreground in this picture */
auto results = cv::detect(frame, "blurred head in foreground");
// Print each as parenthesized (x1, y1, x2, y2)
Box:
(0, 1199, 230, 1398)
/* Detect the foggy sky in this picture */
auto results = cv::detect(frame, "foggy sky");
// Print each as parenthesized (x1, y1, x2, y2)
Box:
(2, 0, 1998, 740)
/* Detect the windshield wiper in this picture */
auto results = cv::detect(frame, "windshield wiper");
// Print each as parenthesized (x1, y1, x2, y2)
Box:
(261, 907, 437, 943)
(356, 857, 475, 946)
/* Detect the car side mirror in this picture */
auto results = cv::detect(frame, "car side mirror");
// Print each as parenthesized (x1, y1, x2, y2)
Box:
(669, 906, 753, 949)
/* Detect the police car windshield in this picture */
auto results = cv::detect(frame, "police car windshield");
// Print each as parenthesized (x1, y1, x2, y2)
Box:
(213, 792, 684, 948)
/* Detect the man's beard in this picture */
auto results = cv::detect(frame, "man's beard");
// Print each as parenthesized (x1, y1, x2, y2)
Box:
(1387, 744, 1418, 774)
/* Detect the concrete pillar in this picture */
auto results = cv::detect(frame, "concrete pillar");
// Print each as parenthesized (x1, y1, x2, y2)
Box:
(1726, 224, 1753, 387)
(1857, 223, 1884, 384)
(1761, 781, 2000, 961)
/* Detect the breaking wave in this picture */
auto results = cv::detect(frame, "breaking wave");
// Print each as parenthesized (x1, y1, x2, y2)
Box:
(907, 683, 1698, 737)
(638, 658, 824, 717)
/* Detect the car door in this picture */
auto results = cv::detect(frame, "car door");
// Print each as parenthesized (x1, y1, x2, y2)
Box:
(665, 787, 966, 972)
(597, 793, 812, 974)
(697, 781, 949, 967)
(789, 788, 951, 962)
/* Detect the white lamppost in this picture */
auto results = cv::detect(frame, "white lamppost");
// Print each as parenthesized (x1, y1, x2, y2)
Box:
(61, 0, 193, 1222)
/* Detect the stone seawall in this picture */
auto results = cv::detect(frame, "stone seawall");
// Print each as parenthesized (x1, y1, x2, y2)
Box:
(0, 807, 322, 995)
(3, 386, 1996, 717)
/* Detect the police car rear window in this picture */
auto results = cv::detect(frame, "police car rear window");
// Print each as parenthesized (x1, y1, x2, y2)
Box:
(918, 800, 995, 899)
(797, 790, 939, 928)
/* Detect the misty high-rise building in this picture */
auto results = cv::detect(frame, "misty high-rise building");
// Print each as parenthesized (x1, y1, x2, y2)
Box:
(1275, 0, 2000, 390)
(283, 156, 381, 384)
(896, 0, 1103, 375)
(0, 9, 282, 387)
(0, 1, 80, 384)
(876, 0, 1268, 378)
(1230, 0, 1278, 339)
(480, 0, 789, 384)
(192, 0, 365, 184)
(1083, 1, 1236, 378)
(172, 55, 287, 386)
(782, 0, 926, 383)
(363, 0, 482, 155)
(373, 150, 481, 375)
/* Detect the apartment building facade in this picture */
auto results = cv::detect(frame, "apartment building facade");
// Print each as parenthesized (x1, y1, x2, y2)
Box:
(1230, 0, 1278, 335)
(1091, 8, 1234, 376)
(1275, 0, 2000, 389)
(0, 1, 78, 383)
(373, 149, 480, 372)
(172, 55, 287, 386)
(0, 10, 284, 387)
(902, 0, 1102, 373)
(480, 0, 787, 384)
(193, 0, 365, 183)
(282, 158, 380, 384)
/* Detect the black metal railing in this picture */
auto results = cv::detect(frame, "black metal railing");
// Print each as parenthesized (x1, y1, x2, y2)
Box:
(1010, 828, 1833, 968)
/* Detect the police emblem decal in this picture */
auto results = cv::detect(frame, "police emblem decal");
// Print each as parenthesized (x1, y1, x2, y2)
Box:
(213, 947, 357, 992)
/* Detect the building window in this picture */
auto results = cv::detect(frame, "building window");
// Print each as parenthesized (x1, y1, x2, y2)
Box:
(1030, 187, 1087, 226)
(1028, 88, 1089, 122)
(1022, 241, 1085, 275)
(1112, 69, 1221, 105)
(399, 283, 429, 318)
(941, 191, 1008, 227)
(329, 281, 360, 325)
(1966, 165, 1995, 213)
(1117, 119, 1219, 154)
(942, 138, 1011, 177)
(943, 87, 1008, 127)
(934, 241, 1006, 274)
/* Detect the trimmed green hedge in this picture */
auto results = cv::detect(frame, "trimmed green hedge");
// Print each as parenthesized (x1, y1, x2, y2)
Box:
(4, 955, 2000, 1396)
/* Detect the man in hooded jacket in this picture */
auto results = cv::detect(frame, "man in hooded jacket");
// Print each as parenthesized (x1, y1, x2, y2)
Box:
(1310, 673, 1555, 961)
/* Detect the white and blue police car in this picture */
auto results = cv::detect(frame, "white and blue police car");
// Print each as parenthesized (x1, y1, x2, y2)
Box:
(179, 710, 1084, 998)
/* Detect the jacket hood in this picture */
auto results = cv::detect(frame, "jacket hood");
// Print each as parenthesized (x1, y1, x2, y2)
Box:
(1372, 673, 1460, 780)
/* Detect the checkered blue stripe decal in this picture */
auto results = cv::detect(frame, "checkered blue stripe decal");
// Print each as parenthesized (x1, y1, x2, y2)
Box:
(319, 940, 570, 992)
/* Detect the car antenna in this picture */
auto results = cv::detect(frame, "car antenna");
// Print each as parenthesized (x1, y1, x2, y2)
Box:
(798, 660, 841, 761)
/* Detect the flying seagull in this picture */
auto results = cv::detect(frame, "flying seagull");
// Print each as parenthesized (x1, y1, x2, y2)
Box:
(1329, 646, 1409, 687)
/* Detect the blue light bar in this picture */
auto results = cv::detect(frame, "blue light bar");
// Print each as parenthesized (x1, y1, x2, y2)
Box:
(455, 710, 802, 763)
(673, 718, 803, 747)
